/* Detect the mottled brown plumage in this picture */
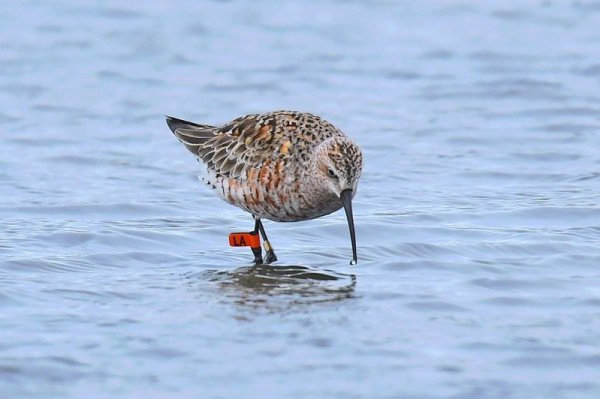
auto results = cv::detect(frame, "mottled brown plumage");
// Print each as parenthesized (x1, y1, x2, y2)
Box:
(166, 110, 363, 263)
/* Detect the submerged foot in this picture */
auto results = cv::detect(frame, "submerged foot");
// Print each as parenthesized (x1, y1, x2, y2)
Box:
(264, 250, 278, 264)
(251, 247, 263, 265)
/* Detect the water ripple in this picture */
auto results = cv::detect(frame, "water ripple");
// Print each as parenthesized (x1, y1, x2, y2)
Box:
(189, 264, 357, 311)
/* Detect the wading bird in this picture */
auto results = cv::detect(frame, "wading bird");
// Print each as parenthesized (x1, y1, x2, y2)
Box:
(166, 110, 363, 264)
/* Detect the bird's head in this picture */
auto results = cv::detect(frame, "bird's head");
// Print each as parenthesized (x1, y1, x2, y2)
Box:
(315, 136, 363, 197)
(314, 136, 363, 264)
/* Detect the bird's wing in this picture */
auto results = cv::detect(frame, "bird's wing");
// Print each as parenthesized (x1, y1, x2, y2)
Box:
(166, 113, 286, 180)
(167, 111, 344, 180)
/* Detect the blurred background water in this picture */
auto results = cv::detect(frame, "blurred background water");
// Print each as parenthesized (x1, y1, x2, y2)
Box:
(1, 0, 600, 398)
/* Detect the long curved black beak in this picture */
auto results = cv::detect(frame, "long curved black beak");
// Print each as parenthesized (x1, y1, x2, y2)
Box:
(340, 189, 357, 265)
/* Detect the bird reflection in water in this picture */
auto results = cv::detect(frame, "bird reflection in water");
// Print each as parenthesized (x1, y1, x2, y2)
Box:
(189, 264, 356, 311)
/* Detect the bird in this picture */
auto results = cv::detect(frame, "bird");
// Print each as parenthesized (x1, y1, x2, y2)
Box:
(166, 110, 363, 265)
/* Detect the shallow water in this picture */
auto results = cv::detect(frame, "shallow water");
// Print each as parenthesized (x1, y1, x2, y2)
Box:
(2, 1, 600, 398)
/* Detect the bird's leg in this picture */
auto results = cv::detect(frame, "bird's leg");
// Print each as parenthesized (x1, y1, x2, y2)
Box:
(251, 217, 263, 265)
(257, 219, 278, 264)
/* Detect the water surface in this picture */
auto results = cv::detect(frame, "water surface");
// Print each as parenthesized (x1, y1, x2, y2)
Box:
(1, 1, 600, 398)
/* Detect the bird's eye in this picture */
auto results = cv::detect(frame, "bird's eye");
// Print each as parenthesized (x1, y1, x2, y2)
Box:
(328, 169, 337, 178)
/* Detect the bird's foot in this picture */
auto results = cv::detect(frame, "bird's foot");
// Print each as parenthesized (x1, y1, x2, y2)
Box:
(251, 247, 263, 265)
(262, 240, 277, 264)
(264, 250, 278, 264)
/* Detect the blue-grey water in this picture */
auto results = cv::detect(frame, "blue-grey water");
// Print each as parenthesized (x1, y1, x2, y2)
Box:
(2, 1, 600, 398)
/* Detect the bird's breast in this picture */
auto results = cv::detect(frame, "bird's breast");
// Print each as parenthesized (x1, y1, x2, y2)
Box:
(211, 163, 341, 222)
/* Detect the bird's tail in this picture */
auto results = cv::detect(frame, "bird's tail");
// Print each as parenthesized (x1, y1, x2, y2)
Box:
(165, 116, 216, 155)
